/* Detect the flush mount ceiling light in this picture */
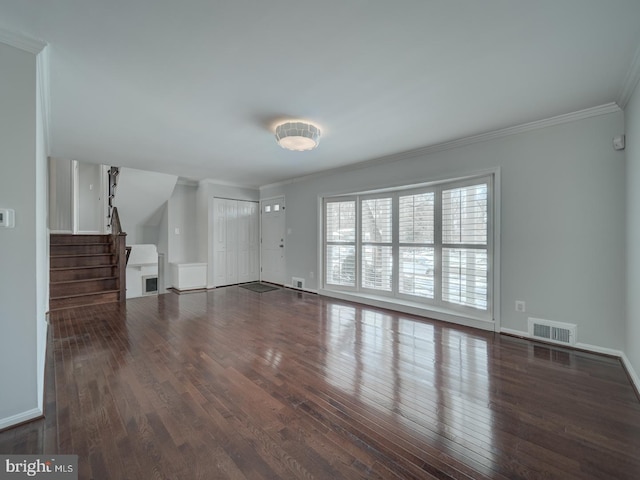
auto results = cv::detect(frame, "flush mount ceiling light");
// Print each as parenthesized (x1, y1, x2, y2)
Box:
(275, 121, 321, 151)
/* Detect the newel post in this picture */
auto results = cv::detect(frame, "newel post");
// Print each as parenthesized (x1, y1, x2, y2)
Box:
(116, 233, 127, 302)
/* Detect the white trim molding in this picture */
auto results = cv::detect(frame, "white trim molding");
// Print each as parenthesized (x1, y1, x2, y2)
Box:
(621, 352, 640, 396)
(0, 407, 43, 431)
(0, 28, 47, 54)
(501, 327, 640, 395)
(37, 45, 51, 155)
(260, 103, 621, 190)
(320, 289, 496, 332)
(618, 43, 640, 109)
(201, 178, 260, 190)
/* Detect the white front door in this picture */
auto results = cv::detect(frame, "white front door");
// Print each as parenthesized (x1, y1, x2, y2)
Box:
(261, 197, 286, 285)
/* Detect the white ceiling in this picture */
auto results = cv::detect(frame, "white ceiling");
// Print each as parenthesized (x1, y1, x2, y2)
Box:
(1, 1, 640, 187)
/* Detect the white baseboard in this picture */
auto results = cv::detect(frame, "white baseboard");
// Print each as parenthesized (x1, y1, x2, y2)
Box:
(284, 284, 318, 294)
(0, 407, 43, 431)
(621, 352, 640, 395)
(500, 327, 528, 337)
(574, 342, 623, 358)
(500, 327, 640, 394)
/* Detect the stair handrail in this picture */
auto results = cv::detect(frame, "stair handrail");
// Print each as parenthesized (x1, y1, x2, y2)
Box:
(111, 205, 123, 235)
(111, 206, 127, 303)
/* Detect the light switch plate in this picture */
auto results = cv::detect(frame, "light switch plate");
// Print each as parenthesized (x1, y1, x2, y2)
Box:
(0, 208, 15, 228)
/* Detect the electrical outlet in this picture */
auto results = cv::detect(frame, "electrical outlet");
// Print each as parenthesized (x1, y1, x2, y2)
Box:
(515, 300, 526, 313)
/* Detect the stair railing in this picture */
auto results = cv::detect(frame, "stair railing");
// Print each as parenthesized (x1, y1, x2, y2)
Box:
(111, 206, 127, 303)
(107, 166, 120, 232)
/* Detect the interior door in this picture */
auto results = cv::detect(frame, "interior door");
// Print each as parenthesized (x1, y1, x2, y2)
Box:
(261, 197, 286, 285)
(213, 198, 228, 287)
(225, 200, 238, 285)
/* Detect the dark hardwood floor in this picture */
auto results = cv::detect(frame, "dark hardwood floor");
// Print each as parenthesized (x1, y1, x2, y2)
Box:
(2, 287, 640, 479)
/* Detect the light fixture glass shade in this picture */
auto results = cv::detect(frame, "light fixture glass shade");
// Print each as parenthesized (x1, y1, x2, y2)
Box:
(275, 122, 321, 151)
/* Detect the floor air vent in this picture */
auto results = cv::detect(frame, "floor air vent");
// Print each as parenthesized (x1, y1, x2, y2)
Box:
(528, 318, 576, 346)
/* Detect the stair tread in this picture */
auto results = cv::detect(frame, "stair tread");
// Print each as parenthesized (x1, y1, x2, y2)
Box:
(51, 276, 118, 285)
(50, 289, 119, 300)
(50, 253, 115, 258)
(51, 242, 111, 246)
(51, 265, 116, 271)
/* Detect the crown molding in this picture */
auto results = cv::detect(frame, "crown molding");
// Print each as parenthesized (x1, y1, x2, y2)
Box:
(176, 177, 199, 187)
(201, 178, 260, 190)
(618, 43, 640, 109)
(0, 28, 46, 54)
(260, 103, 622, 190)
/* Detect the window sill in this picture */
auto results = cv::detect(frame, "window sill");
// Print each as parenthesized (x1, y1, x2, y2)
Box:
(318, 288, 496, 332)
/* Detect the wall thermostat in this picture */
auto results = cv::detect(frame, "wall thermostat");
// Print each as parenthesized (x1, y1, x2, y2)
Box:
(0, 208, 15, 228)
(613, 134, 625, 151)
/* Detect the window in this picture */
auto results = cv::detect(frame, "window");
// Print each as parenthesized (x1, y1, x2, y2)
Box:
(323, 175, 492, 317)
(442, 183, 488, 310)
(361, 197, 392, 291)
(325, 199, 356, 287)
(399, 191, 435, 299)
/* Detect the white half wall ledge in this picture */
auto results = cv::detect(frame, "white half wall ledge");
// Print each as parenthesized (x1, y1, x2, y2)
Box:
(318, 289, 495, 332)
(0, 407, 43, 431)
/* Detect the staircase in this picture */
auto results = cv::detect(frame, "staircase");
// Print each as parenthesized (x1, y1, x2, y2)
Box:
(48, 166, 128, 311)
(49, 234, 122, 310)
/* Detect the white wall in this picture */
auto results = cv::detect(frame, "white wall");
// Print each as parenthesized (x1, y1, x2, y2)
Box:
(261, 111, 627, 351)
(77, 161, 102, 233)
(113, 167, 177, 244)
(626, 78, 640, 384)
(167, 182, 198, 264)
(0, 40, 47, 428)
(48, 157, 73, 232)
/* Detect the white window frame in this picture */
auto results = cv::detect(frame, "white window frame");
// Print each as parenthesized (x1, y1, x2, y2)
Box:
(321, 173, 494, 323)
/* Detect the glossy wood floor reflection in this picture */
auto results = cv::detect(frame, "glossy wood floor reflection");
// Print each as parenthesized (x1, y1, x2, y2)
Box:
(3, 288, 640, 479)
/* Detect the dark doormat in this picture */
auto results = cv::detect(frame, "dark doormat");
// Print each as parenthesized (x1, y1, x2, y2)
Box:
(239, 282, 279, 293)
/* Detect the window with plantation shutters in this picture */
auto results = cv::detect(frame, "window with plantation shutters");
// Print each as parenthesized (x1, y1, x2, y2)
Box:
(361, 197, 393, 291)
(442, 183, 488, 310)
(325, 199, 356, 287)
(323, 175, 492, 318)
(399, 192, 435, 298)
